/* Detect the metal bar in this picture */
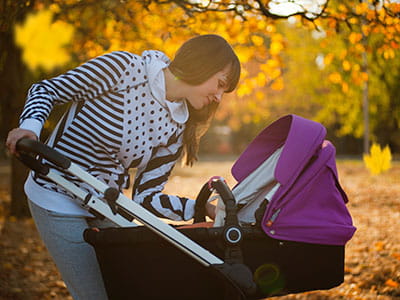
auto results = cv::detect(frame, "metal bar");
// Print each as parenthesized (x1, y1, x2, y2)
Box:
(46, 170, 136, 227)
(66, 163, 224, 266)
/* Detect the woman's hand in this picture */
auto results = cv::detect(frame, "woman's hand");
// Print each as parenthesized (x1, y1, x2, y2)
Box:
(5, 128, 38, 156)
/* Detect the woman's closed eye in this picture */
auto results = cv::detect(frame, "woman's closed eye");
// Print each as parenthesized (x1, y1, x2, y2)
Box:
(218, 80, 227, 89)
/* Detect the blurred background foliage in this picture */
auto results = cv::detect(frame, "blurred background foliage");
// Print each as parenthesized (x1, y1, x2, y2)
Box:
(0, 0, 399, 215)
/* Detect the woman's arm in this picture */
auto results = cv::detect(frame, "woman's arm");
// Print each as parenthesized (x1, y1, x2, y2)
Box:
(19, 51, 133, 139)
(6, 52, 133, 156)
(132, 132, 201, 221)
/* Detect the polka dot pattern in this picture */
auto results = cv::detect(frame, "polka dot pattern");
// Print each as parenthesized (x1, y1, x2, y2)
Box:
(118, 54, 185, 168)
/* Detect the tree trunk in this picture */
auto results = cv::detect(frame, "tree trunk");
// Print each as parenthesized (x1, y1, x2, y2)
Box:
(10, 158, 30, 217)
(361, 19, 369, 155)
(0, 26, 32, 218)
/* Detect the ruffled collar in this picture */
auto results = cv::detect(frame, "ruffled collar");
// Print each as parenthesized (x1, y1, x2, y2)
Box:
(142, 50, 189, 124)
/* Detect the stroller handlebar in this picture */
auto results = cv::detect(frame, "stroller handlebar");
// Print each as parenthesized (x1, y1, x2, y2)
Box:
(194, 177, 235, 223)
(16, 138, 72, 170)
(193, 183, 213, 223)
(194, 177, 240, 228)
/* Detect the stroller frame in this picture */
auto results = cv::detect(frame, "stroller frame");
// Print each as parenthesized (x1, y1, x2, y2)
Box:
(17, 114, 354, 299)
(17, 139, 256, 299)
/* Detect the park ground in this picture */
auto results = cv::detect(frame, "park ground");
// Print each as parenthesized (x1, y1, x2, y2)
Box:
(0, 158, 399, 300)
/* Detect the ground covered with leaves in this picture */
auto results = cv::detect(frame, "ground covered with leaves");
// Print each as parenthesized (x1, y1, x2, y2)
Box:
(0, 159, 399, 300)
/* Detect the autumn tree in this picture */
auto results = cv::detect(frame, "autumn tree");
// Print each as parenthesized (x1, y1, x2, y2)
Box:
(1, 0, 399, 217)
(1, 0, 292, 216)
(0, 0, 36, 216)
(312, 1, 400, 153)
(192, 0, 400, 152)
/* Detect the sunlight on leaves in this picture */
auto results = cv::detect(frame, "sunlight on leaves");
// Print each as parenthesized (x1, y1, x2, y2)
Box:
(271, 77, 284, 91)
(363, 143, 392, 175)
(328, 72, 342, 84)
(14, 9, 74, 72)
(349, 32, 362, 44)
(251, 35, 264, 47)
(342, 60, 351, 71)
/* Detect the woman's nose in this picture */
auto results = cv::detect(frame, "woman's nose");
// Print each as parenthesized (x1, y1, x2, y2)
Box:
(214, 91, 223, 103)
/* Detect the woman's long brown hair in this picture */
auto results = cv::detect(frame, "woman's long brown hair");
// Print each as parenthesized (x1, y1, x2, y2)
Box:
(169, 34, 241, 166)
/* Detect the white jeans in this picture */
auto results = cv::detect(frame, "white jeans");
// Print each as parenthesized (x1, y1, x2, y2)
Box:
(28, 200, 116, 300)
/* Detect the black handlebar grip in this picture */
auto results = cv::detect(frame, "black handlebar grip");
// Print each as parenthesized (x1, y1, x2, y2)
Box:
(16, 138, 71, 170)
(193, 183, 213, 223)
(210, 179, 235, 202)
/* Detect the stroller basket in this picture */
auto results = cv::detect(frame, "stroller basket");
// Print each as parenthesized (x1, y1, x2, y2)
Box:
(84, 225, 345, 300)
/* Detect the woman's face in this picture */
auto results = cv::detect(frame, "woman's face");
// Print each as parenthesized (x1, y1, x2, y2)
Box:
(184, 65, 231, 110)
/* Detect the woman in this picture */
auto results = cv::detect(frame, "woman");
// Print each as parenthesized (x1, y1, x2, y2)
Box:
(6, 34, 241, 299)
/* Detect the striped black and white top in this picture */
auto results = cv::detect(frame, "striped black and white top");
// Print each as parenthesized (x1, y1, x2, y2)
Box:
(20, 50, 195, 221)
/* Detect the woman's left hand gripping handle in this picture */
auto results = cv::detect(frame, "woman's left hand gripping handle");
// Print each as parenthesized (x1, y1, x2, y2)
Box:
(6, 128, 38, 156)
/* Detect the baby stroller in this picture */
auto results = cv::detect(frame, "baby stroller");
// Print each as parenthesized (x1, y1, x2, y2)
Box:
(17, 114, 356, 300)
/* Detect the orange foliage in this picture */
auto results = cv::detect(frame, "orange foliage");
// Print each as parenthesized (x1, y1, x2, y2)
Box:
(16, 0, 400, 129)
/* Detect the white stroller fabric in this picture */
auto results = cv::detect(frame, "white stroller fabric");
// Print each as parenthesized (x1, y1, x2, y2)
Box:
(214, 147, 283, 227)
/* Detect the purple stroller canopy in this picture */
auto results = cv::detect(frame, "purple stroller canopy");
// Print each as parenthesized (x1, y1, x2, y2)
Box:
(232, 115, 356, 245)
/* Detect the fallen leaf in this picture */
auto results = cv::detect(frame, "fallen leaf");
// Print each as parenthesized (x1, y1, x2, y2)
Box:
(392, 252, 400, 261)
(385, 279, 399, 288)
(374, 241, 385, 251)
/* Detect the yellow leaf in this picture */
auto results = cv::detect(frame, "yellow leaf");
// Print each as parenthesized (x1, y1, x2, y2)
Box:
(352, 63, 361, 72)
(237, 84, 252, 97)
(342, 82, 349, 93)
(251, 35, 264, 47)
(383, 49, 395, 60)
(339, 49, 347, 60)
(270, 41, 283, 56)
(48, 3, 60, 13)
(328, 72, 342, 84)
(271, 77, 284, 91)
(14, 9, 74, 71)
(324, 53, 334, 66)
(349, 32, 362, 44)
(361, 25, 371, 35)
(261, 59, 280, 71)
(360, 72, 369, 81)
(266, 24, 276, 33)
(256, 72, 267, 86)
(349, 17, 359, 25)
(236, 46, 253, 63)
(363, 143, 392, 175)
(342, 60, 351, 71)
(354, 43, 365, 53)
(355, 2, 369, 14)
(338, 4, 348, 13)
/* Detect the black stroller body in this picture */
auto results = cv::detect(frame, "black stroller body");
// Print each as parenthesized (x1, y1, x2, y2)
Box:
(84, 224, 345, 300)
(17, 114, 356, 300)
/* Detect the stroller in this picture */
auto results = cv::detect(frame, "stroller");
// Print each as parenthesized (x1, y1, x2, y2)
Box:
(17, 114, 356, 300)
